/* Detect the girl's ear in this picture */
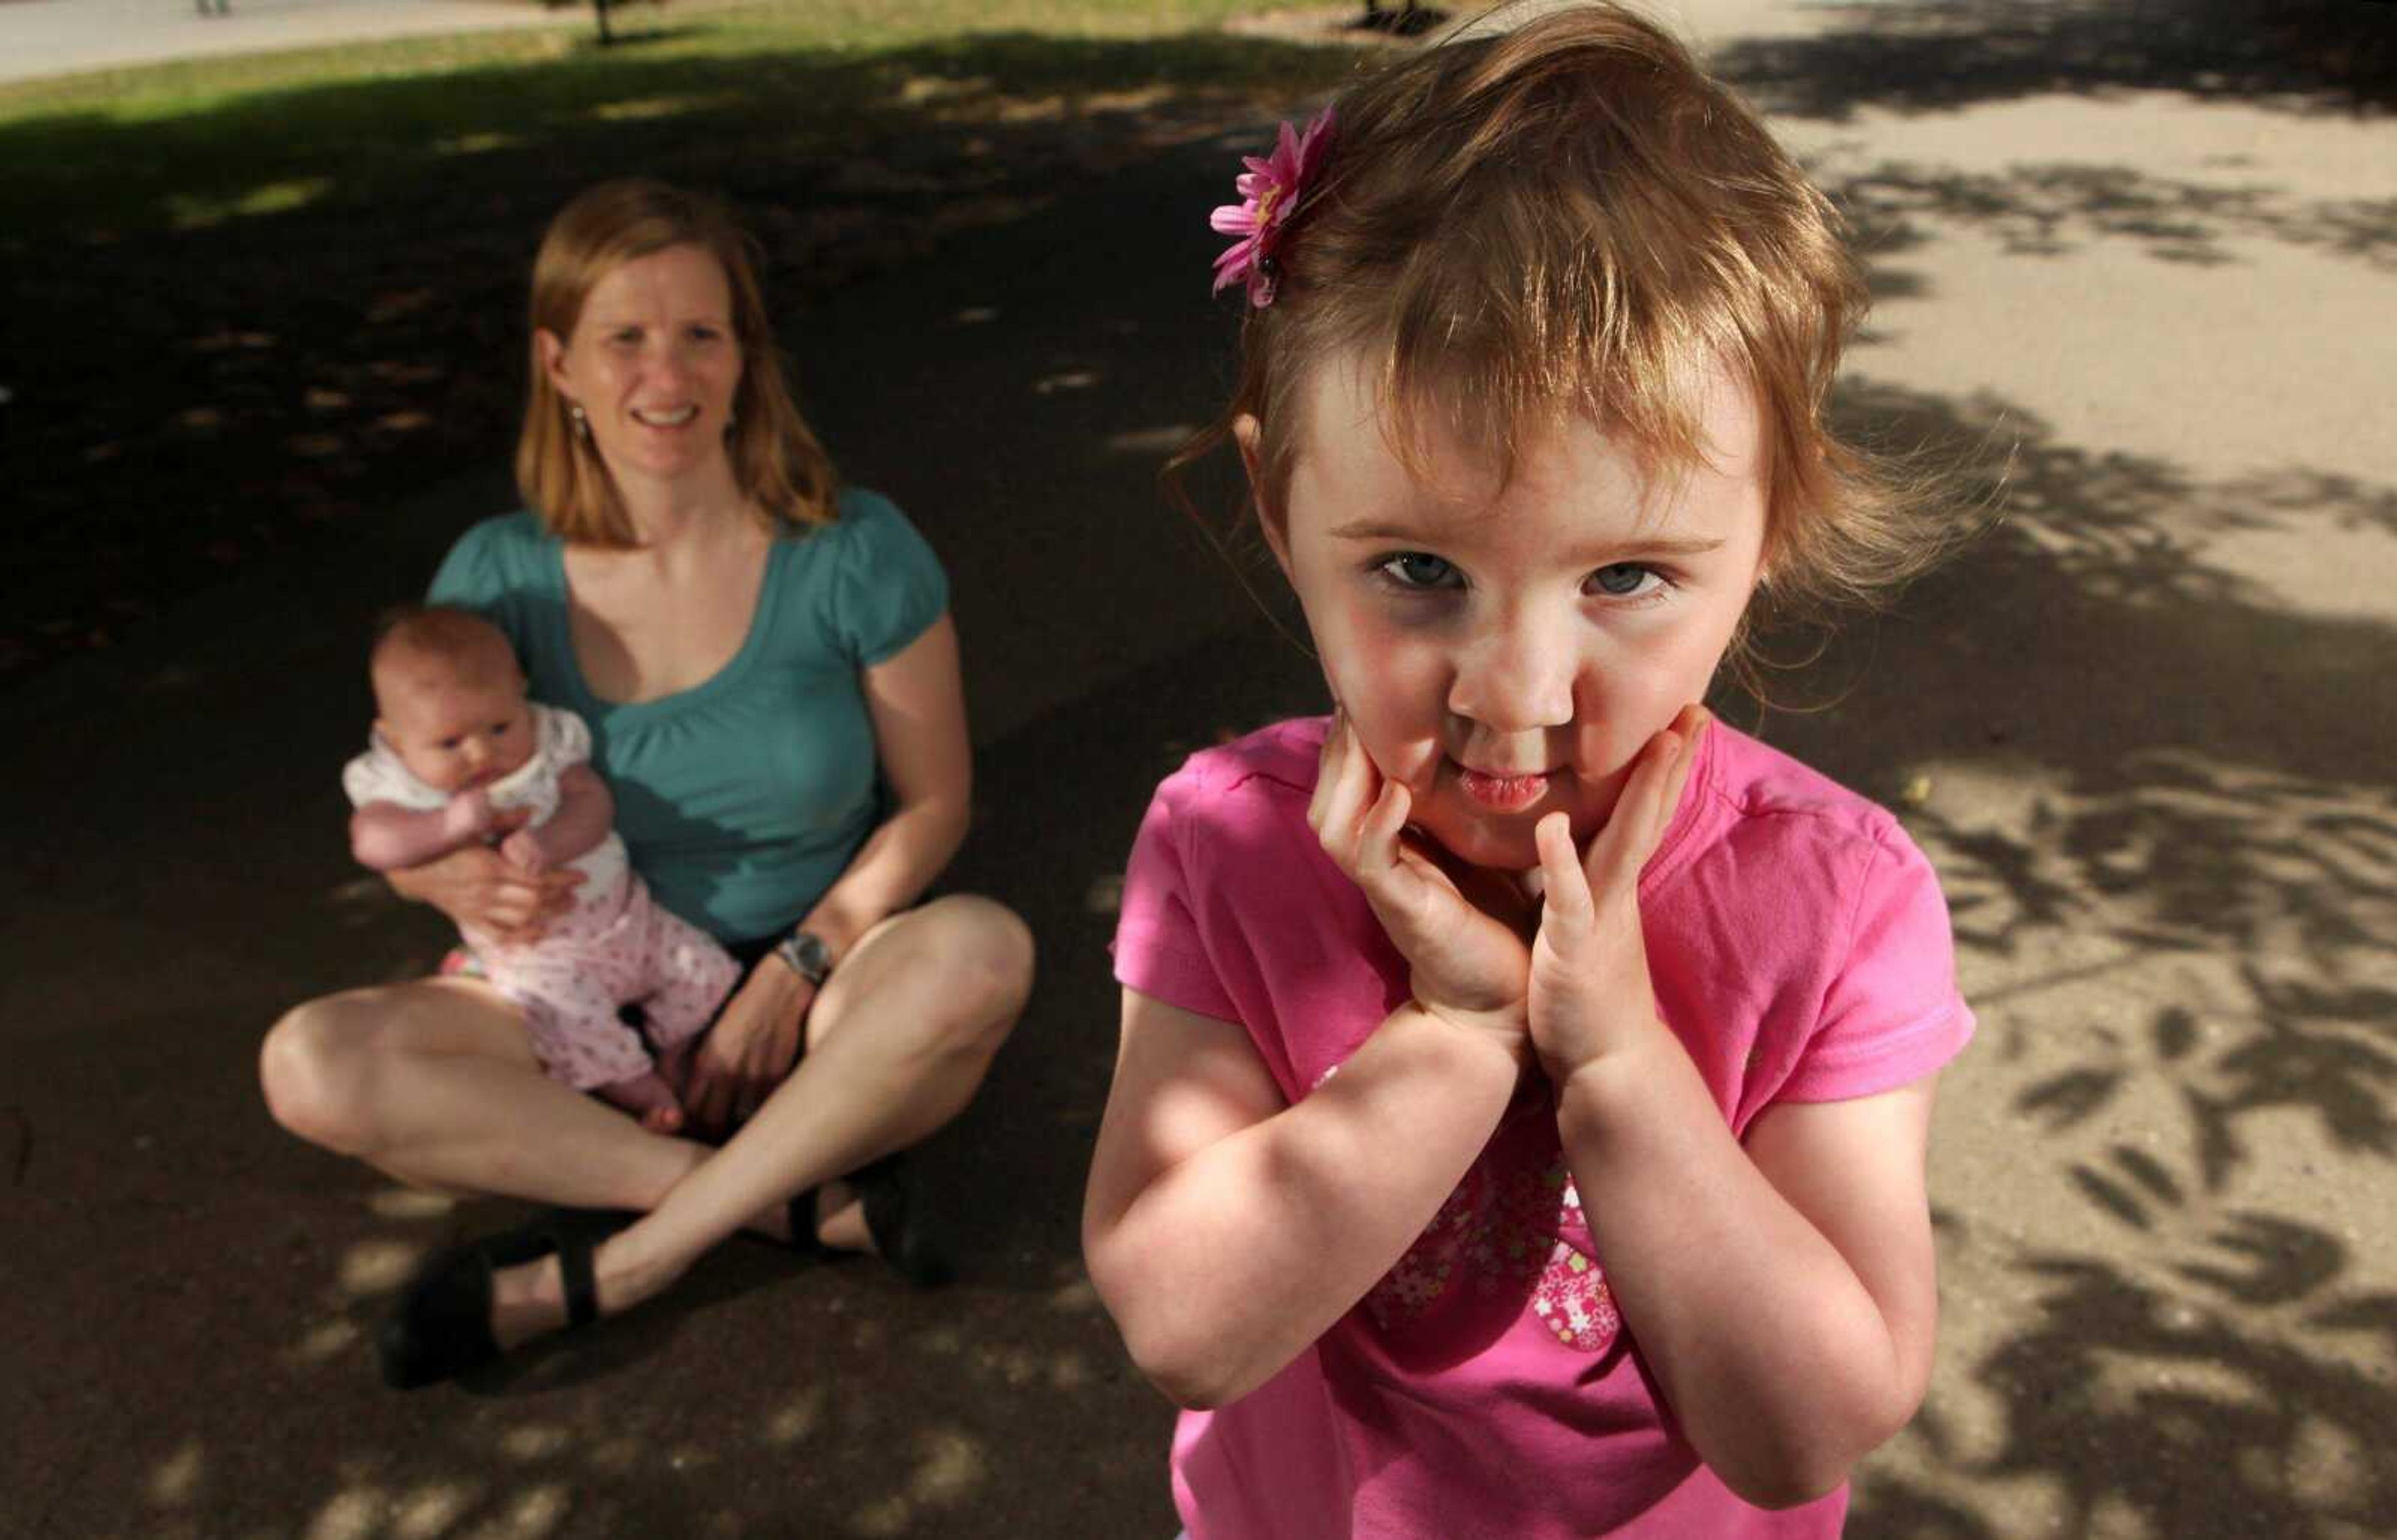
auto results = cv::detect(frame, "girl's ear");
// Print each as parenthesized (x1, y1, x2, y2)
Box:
(1233, 413, 1294, 579)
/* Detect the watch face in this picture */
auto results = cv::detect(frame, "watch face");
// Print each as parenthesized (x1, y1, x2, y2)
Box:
(790, 933, 831, 979)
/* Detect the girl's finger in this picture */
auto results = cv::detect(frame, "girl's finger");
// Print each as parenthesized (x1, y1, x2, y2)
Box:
(1315, 717, 1380, 863)
(1306, 709, 1347, 833)
(1535, 812, 1594, 928)
(1646, 707, 1708, 851)
(1353, 778, 1413, 883)
(1585, 728, 1682, 896)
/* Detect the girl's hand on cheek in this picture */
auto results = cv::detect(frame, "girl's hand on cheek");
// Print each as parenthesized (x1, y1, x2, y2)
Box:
(1528, 705, 1707, 1087)
(1310, 712, 1534, 1058)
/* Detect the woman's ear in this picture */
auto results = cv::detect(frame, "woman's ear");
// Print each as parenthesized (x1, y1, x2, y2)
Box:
(1233, 413, 1293, 579)
(534, 328, 572, 400)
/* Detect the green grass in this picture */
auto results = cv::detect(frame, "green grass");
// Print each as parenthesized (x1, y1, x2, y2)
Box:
(1, 1, 1358, 234)
(0, 0, 1318, 122)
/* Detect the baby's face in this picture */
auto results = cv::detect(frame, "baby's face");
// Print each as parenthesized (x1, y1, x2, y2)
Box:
(379, 664, 538, 795)
(1255, 356, 1768, 873)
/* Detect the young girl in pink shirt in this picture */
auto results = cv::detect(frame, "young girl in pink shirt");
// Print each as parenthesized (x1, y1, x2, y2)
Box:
(1083, 7, 1974, 1536)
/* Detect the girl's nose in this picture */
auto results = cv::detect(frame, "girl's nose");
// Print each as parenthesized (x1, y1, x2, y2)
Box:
(1448, 607, 1577, 732)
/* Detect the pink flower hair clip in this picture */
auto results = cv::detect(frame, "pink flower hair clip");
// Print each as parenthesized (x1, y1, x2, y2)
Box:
(1210, 105, 1336, 309)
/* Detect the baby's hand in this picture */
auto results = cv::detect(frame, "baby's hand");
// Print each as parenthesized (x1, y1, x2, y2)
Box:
(444, 787, 498, 842)
(1527, 705, 1707, 1089)
(499, 827, 548, 873)
(1310, 711, 1534, 1058)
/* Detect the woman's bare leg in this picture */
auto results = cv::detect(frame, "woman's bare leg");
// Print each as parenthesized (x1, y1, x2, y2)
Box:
(479, 895, 1033, 1342)
(259, 976, 710, 1209)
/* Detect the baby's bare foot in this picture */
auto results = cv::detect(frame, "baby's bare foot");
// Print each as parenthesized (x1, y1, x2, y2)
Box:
(597, 1070, 682, 1134)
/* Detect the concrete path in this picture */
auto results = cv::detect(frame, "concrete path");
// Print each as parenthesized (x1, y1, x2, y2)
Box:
(0, 0, 583, 86)
(3, 3, 2392, 1538)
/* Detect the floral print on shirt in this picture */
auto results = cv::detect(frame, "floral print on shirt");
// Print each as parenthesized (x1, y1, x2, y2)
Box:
(1356, 1086, 1622, 1354)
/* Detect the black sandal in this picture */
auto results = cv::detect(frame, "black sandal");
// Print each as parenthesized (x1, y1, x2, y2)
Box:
(786, 1152, 951, 1288)
(376, 1207, 634, 1390)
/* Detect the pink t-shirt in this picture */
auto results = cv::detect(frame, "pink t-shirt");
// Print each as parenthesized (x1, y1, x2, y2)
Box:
(1112, 716, 1974, 1540)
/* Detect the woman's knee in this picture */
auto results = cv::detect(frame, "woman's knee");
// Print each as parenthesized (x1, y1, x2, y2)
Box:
(939, 895, 1035, 1026)
(259, 994, 385, 1154)
(902, 895, 1035, 1056)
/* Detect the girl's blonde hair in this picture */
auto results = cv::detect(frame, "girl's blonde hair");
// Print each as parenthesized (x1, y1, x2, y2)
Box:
(518, 179, 838, 545)
(1172, 3, 1950, 655)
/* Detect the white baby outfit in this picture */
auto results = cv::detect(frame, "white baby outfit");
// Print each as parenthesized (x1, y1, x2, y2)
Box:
(343, 705, 737, 1091)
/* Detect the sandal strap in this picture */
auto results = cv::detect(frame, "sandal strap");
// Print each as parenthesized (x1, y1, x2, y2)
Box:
(551, 1218, 602, 1329)
(787, 1188, 835, 1257)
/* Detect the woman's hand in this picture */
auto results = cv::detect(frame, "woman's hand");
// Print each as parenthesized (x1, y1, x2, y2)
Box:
(1310, 711, 1535, 1058)
(676, 958, 813, 1137)
(388, 826, 582, 944)
(1528, 704, 1708, 1089)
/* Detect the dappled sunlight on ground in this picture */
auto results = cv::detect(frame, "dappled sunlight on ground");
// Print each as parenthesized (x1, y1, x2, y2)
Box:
(1763, 371, 2397, 1534)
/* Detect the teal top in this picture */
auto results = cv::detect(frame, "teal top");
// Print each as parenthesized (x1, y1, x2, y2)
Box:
(428, 487, 950, 944)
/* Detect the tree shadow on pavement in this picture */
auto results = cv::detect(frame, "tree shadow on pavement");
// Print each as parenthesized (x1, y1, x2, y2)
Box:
(1742, 378, 2397, 1540)
(1832, 160, 2397, 274)
(1711, 0, 2396, 124)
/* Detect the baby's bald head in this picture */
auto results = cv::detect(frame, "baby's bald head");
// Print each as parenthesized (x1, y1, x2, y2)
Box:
(370, 606, 519, 713)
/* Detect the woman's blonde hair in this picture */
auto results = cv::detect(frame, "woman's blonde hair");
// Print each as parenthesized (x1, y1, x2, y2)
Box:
(1171, 3, 1954, 661)
(517, 179, 838, 545)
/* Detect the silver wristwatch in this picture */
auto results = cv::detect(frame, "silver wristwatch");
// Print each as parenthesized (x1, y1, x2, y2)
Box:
(774, 929, 834, 985)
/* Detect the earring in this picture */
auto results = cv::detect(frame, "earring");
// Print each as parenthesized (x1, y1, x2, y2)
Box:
(725, 406, 738, 434)
(567, 402, 589, 441)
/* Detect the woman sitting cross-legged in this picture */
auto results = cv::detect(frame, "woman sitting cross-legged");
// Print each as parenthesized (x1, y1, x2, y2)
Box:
(260, 179, 1034, 1386)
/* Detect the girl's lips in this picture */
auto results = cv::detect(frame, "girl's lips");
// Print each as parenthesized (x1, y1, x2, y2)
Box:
(1455, 765, 1551, 812)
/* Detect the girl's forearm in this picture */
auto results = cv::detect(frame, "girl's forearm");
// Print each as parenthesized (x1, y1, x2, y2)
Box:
(797, 793, 969, 956)
(1556, 1030, 1917, 1508)
(1091, 1005, 1520, 1410)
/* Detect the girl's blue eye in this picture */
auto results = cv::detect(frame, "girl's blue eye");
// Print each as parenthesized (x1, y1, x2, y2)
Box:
(1587, 563, 1662, 599)
(1378, 552, 1459, 590)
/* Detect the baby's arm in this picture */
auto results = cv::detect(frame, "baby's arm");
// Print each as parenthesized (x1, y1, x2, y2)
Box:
(501, 764, 614, 871)
(1082, 988, 1519, 1410)
(350, 791, 493, 871)
(1557, 1059, 1943, 1509)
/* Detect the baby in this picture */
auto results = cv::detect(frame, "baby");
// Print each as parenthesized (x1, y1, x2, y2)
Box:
(343, 605, 737, 1132)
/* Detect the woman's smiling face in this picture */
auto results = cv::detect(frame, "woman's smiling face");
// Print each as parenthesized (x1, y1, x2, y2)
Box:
(1251, 356, 1769, 873)
(539, 242, 744, 490)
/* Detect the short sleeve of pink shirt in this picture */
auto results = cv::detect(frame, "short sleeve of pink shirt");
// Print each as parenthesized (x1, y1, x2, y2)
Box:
(1116, 770, 1242, 1024)
(1110, 716, 1973, 1540)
